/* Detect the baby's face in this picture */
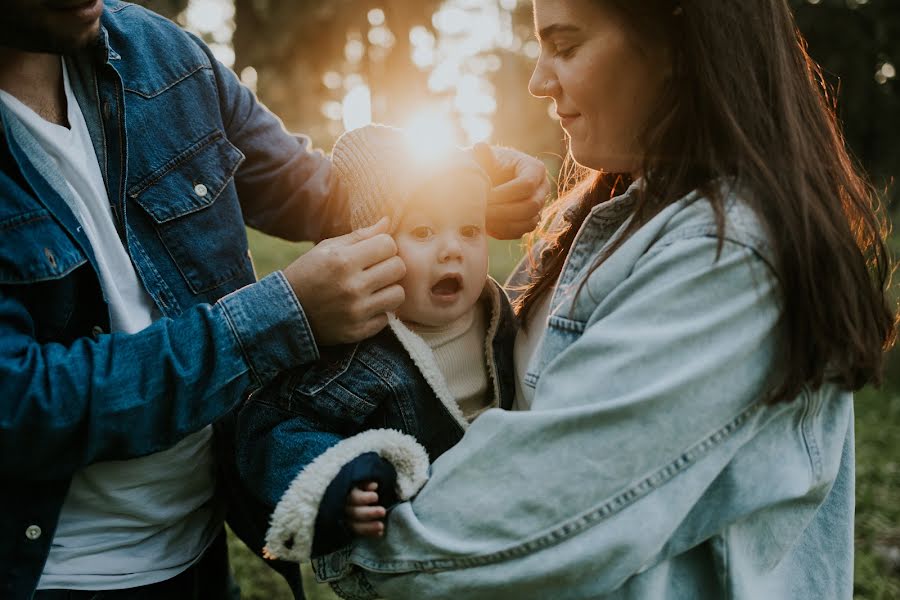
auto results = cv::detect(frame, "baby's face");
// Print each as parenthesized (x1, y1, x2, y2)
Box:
(393, 174, 489, 327)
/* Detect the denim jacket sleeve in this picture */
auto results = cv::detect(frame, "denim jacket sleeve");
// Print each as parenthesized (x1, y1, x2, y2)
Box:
(313, 235, 789, 599)
(235, 347, 429, 564)
(0, 271, 317, 480)
(191, 32, 348, 242)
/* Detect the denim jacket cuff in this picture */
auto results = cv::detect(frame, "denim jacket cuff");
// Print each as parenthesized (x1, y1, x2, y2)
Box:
(264, 429, 429, 564)
(219, 271, 319, 386)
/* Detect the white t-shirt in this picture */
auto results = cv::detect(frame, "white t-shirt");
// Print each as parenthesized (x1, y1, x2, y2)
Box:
(0, 59, 218, 590)
(512, 288, 553, 411)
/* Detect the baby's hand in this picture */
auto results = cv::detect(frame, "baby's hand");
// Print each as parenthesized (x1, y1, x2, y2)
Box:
(345, 481, 386, 537)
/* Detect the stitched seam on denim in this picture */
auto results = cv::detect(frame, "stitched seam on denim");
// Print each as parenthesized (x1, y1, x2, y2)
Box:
(273, 270, 319, 363)
(92, 66, 110, 190)
(127, 130, 225, 199)
(113, 81, 127, 240)
(294, 346, 358, 396)
(547, 315, 585, 333)
(799, 385, 824, 481)
(0, 257, 87, 285)
(125, 65, 211, 99)
(649, 221, 770, 260)
(220, 294, 262, 386)
(353, 402, 764, 573)
(128, 232, 180, 314)
(0, 210, 49, 231)
(330, 571, 378, 600)
(133, 145, 243, 228)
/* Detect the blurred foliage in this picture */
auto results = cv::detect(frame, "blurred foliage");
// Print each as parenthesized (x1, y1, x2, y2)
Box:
(232, 0, 442, 145)
(138, 0, 898, 202)
(790, 0, 900, 207)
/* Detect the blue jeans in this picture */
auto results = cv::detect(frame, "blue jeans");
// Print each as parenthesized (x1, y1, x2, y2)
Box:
(33, 530, 241, 600)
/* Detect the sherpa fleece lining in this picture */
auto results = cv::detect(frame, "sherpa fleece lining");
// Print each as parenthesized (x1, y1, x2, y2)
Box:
(387, 278, 505, 429)
(264, 429, 429, 563)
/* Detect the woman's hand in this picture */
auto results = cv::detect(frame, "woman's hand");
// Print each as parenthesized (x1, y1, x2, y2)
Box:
(474, 143, 550, 239)
(345, 481, 386, 537)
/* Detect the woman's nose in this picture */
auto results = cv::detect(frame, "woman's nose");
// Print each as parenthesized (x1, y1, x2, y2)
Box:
(528, 58, 559, 99)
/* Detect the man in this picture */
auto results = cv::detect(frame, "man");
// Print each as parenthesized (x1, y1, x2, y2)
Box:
(0, 1, 548, 597)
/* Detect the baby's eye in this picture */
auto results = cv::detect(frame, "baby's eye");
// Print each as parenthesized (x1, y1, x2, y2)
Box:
(411, 226, 433, 239)
(460, 225, 481, 238)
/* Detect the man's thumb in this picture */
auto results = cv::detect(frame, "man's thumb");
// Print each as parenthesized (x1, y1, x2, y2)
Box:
(346, 216, 390, 243)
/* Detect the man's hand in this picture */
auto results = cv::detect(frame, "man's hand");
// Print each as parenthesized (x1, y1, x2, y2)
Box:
(474, 143, 551, 239)
(283, 218, 405, 346)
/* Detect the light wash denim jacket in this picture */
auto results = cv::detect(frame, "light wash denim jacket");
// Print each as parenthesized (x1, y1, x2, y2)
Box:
(312, 182, 855, 600)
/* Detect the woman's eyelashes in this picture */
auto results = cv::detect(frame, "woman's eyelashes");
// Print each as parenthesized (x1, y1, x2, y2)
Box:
(540, 36, 578, 59)
(553, 42, 578, 58)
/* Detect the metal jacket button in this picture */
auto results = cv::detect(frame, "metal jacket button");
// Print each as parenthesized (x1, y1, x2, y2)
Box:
(43, 248, 57, 269)
(194, 183, 208, 197)
(25, 525, 41, 540)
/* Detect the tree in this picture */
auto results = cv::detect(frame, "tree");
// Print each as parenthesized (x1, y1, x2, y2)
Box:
(790, 0, 899, 202)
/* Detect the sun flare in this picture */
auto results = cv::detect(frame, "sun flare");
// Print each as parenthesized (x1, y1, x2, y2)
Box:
(402, 110, 457, 162)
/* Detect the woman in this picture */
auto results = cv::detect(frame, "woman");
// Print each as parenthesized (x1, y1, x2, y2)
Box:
(276, 1, 895, 598)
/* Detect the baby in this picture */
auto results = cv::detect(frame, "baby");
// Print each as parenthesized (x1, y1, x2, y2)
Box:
(236, 124, 517, 563)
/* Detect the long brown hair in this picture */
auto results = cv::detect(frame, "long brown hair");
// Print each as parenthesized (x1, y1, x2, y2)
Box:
(515, 0, 896, 403)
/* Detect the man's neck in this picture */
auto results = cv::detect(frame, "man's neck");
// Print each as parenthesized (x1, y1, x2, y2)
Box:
(0, 48, 67, 126)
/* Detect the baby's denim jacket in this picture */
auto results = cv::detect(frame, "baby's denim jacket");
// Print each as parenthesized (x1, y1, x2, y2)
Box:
(232, 277, 516, 563)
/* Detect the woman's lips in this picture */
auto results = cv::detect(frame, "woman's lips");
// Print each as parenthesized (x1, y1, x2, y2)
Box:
(558, 113, 581, 128)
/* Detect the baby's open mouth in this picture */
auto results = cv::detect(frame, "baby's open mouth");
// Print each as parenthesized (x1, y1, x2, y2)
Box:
(432, 275, 462, 296)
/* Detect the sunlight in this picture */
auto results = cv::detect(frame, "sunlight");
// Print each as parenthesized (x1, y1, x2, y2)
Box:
(403, 109, 457, 162)
(342, 85, 373, 131)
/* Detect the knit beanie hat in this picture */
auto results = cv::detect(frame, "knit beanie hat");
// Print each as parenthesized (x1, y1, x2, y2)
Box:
(332, 124, 491, 230)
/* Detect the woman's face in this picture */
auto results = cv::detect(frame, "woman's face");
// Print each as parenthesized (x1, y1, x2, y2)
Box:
(529, 0, 670, 174)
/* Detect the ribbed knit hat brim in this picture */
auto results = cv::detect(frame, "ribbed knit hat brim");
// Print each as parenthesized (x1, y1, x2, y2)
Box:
(332, 124, 490, 231)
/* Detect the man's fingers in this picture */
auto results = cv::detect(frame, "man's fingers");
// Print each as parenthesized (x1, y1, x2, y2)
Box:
(347, 233, 399, 271)
(363, 284, 406, 317)
(361, 256, 406, 293)
(345, 217, 391, 244)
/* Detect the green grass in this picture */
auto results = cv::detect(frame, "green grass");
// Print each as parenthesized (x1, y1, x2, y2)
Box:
(232, 228, 900, 599)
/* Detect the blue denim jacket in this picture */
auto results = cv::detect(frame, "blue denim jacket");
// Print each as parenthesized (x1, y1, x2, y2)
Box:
(0, 2, 341, 596)
(311, 183, 856, 600)
(233, 279, 517, 563)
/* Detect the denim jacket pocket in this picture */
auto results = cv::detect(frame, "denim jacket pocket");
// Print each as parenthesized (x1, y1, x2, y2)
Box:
(523, 314, 585, 390)
(0, 209, 87, 284)
(129, 130, 249, 294)
(279, 345, 383, 429)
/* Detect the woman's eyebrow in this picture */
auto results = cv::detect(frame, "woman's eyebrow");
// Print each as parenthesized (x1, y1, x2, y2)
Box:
(536, 23, 581, 41)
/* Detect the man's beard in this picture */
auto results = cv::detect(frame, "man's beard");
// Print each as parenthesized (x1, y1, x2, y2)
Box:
(0, 20, 101, 55)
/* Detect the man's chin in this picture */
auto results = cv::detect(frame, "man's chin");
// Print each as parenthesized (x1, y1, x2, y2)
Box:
(0, 19, 101, 55)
